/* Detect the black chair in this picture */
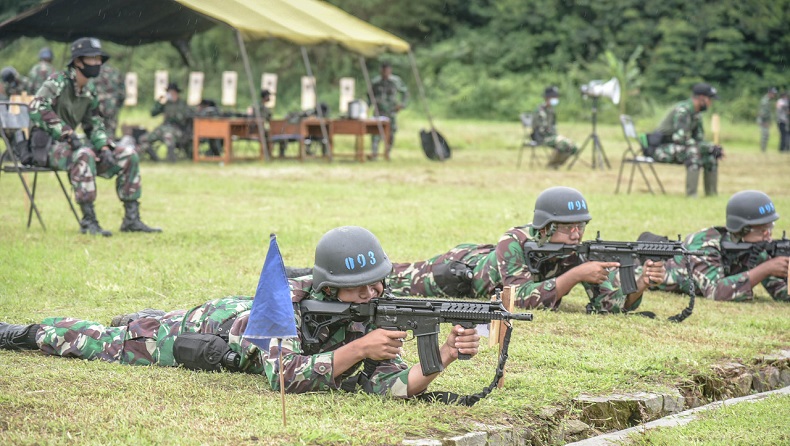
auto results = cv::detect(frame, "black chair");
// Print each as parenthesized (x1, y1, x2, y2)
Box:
(516, 113, 550, 168)
(615, 114, 666, 195)
(0, 101, 80, 230)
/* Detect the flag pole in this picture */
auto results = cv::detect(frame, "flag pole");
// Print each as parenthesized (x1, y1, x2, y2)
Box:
(278, 338, 287, 426)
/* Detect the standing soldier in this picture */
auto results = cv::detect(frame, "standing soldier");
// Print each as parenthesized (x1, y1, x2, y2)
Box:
(776, 92, 789, 153)
(29, 37, 161, 236)
(93, 62, 126, 140)
(28, 47, 56, 94)
(649, 83, 723, 197)
(757, 87, 777, 152)
(368, 62, 408, 160)
(531, 86, 579, 169)
(139, 82, 193, 162)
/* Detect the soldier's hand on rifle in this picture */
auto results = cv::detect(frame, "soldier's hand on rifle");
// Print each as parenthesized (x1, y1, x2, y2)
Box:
(640, 260, 666, 286)
(441, 325, 480, 362)
(358, 329, 408, 361)
(760, 256, 789, 278)
(573, 261, 620, 285)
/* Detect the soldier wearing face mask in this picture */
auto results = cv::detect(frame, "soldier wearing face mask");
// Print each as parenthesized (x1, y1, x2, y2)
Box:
(29, 37, 161, 236)
(530, 86, 579, 169)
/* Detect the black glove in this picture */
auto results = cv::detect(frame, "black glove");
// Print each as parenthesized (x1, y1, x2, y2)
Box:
(98, 147, 116, 167)
(710, 145, 724, 160)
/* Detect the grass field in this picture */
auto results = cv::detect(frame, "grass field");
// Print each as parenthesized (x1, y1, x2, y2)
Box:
(1, 112, 789, 445)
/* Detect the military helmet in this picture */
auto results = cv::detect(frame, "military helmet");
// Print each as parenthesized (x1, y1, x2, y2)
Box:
(38, 47, 53, 61)
(312, 226, 392, 290)
(725, 190, 779, 233)
(0, 66, 18, 83)
(69, 37, 109, 66)
(530, 186, 592, 229)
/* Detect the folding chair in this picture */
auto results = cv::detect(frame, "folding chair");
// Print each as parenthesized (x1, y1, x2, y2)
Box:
(0, 101, 80, 230)
(614, 114, 666, 195)
(516, 113, 550, 168)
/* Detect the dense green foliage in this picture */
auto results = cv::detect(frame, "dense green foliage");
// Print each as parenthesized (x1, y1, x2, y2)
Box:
(1, 0, 788, 121)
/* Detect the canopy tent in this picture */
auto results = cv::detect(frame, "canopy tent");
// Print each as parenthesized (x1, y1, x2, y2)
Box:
(0, 0, 444, 161)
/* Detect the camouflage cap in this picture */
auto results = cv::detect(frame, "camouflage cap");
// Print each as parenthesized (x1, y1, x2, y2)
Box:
(725, 190, 779, 233)
(69, 37, 109, 66)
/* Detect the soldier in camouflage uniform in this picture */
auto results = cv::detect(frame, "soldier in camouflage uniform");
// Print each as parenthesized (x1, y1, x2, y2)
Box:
(757, 87, 777, 152)
(27, 47, 56, 94)
(531, 86, 578, 169)
(654, 190, 788, 302)
(650, 83, 722, 197)
(368, 62, 408, 160)
(0, 226, 479, 399)
(139, 82, 193, 162)
(389, 187, 666, 314)
(93, 62, 126, 139)
(29, 37, 160, 236)
(1, 66, 32, 98)
(776, 92, 789, 152)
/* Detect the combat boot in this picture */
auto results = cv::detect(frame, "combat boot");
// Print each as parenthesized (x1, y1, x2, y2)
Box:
(110, 309, 166, 327)
(685, 166, 700, 197)
(546, 150, 569, 169)
(0, 323, 41, 350)
(80, 202, 112, 237)
(703, 169, 718, 197)
(120, 200, 162, 233)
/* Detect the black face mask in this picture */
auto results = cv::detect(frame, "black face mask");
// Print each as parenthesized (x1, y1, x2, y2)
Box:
(78, 64, 101, 78)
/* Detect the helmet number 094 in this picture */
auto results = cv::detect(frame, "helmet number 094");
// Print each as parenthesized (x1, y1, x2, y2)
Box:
(567, 200, 587, 211)
(344, 251, 378, 270)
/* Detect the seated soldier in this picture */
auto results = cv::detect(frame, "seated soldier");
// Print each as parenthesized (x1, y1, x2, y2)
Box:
(0, 226, 480, 399)
(139, 82, 193, 162)
(531, 86, 579, 169)
(195, 99, 223, 156)
(388, 187, 665, 313)
(652, 190, 788, 302)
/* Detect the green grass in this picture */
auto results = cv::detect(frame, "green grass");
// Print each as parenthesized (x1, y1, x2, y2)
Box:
(1, 114, 789, 445)
(624, 394, 790, 445)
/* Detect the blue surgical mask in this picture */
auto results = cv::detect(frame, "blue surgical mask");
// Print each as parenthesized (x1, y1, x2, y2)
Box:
(549, 98, 560, 107)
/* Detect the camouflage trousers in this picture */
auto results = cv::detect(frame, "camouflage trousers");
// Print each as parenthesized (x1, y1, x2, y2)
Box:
(389, 243, 496, 299)
(142, 124, 187, 160)
(652, 142, 718, 170)
(371, 113, 397, 156)
(34, 297, 264, 372)
(544, 134, 578, 155)
(759, 123, 769, 152)
(48, 141, 142, 204)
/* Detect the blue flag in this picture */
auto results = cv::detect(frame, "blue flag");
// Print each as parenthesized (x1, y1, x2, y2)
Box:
(244, 234, 298, 351)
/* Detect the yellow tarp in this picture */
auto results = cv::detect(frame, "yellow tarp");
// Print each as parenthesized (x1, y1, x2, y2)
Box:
(175, 0, 410, 56)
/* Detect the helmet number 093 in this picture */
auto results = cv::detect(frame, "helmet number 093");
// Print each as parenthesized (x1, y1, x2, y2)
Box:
(344, 251, 378, 270)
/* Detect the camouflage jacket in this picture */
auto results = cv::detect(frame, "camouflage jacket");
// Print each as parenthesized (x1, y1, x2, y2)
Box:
(656, 226, 788, 302)
(29, 67, 108, 149)
(654, 98, 705, 147)
(531, 103, 557, 141)
(758, 94, 773, 123)
(93, 64, 126, 110)
(471, 226, 640, 313)
(369, 74, 408, 117)
(151, 99, 193, 130)
(28, 61, 56, 94)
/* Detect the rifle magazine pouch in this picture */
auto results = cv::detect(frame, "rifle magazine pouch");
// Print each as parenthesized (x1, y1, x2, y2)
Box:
(431, 260, 473, 298)
(29, 127, 52, 167)
(173, 333, 231, 372)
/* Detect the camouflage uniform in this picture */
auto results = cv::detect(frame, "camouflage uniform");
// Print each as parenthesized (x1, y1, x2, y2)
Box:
(33, 277, 411, 398)
(93, 63, 126, 139)
(389, 226, 643, 313)
(777, 97, 789, 152)
(29, 67, 141, 204)
(141, 99, 193, 161)
(655, 227, 788, 302)
(27, 60, 56, 94)
(532, 103, 578, 168)
(758, 94, 773, 152)
(2, 75, 32, 97)
(651, 99, 717, 171)
(369, 73, 408, 157)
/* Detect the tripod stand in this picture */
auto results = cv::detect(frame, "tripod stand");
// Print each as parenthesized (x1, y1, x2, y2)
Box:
(567, 96, 611, 170)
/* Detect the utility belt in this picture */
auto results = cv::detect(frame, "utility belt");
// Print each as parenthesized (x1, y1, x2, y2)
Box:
(172, 317, 241, 372)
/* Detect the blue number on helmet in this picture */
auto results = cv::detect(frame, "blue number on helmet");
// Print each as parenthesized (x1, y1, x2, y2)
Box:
(357, 253, 367, 268)
(345, 257, 355, 270)
(368, 251, 377, 265)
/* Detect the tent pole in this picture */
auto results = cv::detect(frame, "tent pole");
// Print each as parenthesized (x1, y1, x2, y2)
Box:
(358, 56, 386, 150)
(300, 46, 331, 161)
(408, 50, 444, 160)
(236, 30, 270, 162)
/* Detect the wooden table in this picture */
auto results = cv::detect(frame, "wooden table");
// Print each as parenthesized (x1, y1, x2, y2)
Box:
(192, 117, 265, 164)
(332, 118, 391, 162)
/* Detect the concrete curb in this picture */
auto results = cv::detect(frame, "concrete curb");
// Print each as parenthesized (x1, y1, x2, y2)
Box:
(565, 385, 790, 446)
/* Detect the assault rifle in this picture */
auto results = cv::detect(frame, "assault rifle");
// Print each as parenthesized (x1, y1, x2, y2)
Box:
(524, 231, 704, 295)
(300, 294, 533, 376)
(721, 231, 790, 269)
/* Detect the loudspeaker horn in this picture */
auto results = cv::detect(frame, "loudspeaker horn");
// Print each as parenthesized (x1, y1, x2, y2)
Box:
(594, 77, 621, 105)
